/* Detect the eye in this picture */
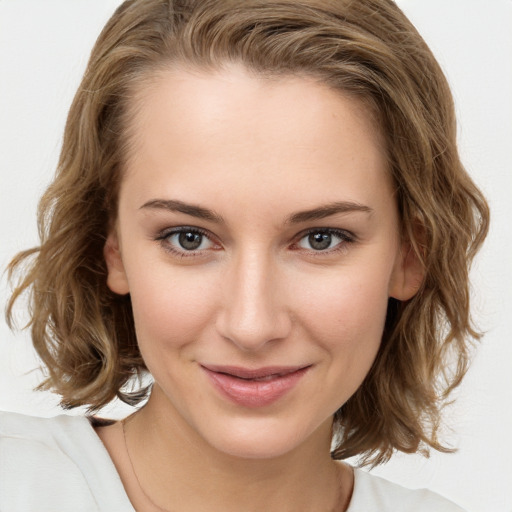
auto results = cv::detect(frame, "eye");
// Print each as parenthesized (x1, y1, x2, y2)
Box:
(157, 227, 218, 254)
(296, 229, 353, 252)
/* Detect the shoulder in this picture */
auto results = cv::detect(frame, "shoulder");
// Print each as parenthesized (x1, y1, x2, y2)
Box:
(0, 411, 100, 511)
(0, 408, 93, 437)
(0, 410, 99, 473)
(347, 468, 466, 512)
(0, 410, 134, 512)
(0, 410, 96, 470)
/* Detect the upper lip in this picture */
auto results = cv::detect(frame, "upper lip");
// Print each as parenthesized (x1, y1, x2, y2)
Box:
(201, 364, 310, 380)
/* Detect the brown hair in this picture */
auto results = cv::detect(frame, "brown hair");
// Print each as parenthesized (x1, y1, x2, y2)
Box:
(6, 0, 489, 466)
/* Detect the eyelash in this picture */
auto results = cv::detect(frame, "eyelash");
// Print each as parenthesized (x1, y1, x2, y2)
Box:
(155, 226, 356, 258)
(155, 226, 219, 258)
(292, 228, 356, 255)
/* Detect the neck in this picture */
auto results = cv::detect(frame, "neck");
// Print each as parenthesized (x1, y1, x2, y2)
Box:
(123, 387, 352, 512)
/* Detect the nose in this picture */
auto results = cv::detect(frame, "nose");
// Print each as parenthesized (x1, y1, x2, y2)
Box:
(215, 248, 292, 352)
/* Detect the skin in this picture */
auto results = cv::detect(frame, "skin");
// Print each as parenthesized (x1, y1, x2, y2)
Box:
(98, 65, 422, 512)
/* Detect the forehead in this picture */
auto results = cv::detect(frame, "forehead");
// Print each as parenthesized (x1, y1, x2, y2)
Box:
(119, 65, 393, 216)
(127, 64, 384, 148)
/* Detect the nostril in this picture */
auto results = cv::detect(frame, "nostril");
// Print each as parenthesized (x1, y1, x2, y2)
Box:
(215, 307, 292, 351)
(215, 254, 292, 349)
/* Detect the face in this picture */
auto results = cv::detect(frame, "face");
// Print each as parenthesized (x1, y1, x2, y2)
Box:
(105, 65, 420, 459)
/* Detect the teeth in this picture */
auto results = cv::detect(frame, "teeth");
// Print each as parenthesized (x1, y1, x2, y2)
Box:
(238, 373, 283, 381)
(216, 369, 297, 380)
(253, 374, 278, 381)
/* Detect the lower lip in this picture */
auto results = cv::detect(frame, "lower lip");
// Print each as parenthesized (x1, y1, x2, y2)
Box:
(202, 367, 310, 408)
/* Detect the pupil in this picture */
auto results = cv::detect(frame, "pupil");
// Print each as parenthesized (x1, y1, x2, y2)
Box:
(179, 231, 202, 250)
(309, 232, 331, 250)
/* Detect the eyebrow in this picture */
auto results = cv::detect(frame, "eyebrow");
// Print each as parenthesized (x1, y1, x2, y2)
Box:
(286, 201, 374, 224)
(140, 199, 224, 223)
(140, 199, 373, 224)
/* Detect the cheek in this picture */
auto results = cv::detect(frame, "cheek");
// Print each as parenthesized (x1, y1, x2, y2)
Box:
(126, 265, 220, 354)
(295, 266, 390, 362)
(297, 271, 390, 407)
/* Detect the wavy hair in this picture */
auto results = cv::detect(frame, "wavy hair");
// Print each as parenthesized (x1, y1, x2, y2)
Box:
(6, 0, 489, 466)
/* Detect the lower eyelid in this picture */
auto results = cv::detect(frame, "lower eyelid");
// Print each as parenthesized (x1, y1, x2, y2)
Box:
(156, 226, 222, 255)
(287, 230, 355, 257)
(155, 227, 354, 255)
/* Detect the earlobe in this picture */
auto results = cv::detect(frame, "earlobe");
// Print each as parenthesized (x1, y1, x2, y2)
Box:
(104, 231, 130, 295)
(389, 242, 425, 301)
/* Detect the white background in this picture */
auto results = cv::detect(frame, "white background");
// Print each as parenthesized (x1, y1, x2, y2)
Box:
(0, 1, 511, 511)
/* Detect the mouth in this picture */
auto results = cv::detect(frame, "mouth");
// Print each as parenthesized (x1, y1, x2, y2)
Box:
(200, 364, 311, 408)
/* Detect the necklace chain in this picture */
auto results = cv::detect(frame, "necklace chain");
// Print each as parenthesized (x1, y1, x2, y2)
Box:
(121, 417, 346, 512)
(122, 417, 172, 512)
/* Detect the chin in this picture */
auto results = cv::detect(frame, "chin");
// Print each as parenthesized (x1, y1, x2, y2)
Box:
(199, 415, 327, 460)
(213, 434, 301, 460)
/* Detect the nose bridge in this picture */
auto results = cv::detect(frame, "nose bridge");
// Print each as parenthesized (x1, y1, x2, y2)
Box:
(217, 245, 290, 350)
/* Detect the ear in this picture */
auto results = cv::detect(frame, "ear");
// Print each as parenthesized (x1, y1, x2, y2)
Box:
(388, 240, 425, 301)
(104, 230, 130, 295)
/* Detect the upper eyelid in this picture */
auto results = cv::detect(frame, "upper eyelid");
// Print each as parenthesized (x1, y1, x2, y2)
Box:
(156, 226, 218, 247)
(156, 226, 219, 257)
(158, 225, 213, 238)
(294, 227, 356, 241)
(291, 228, 356, 253)
(155, 226, 356, 249)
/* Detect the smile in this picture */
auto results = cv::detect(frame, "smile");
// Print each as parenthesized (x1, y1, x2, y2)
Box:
(201, 364, 311, 408)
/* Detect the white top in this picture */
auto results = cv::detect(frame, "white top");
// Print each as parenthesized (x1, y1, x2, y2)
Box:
(0, 411, 465, 512)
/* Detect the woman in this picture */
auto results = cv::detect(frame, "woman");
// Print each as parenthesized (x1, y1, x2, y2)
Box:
(1, 0, 489, 510)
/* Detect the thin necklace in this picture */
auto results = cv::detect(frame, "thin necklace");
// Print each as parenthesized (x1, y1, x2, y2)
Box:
(122, 417, 171, 512)
(122, 417, 346, 512)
